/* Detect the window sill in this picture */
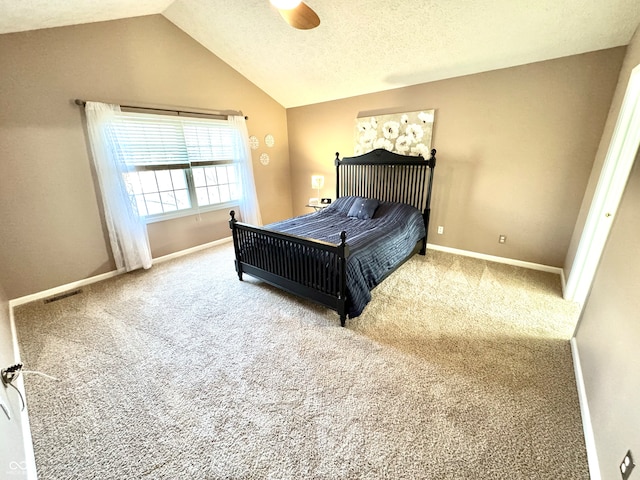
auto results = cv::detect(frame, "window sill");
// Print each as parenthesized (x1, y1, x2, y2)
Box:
(143, 202, 239, 224)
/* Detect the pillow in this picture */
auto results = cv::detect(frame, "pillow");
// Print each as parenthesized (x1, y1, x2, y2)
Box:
(347, 197, 380, 220)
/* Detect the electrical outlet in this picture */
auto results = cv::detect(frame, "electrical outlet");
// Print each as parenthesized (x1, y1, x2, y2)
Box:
(498, 235, 507, 244)
(437, 226, 444, 234)
(620, 450, 635, 480)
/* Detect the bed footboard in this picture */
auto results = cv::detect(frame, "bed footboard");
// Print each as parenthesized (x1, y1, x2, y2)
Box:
(229, 211, 350, 326)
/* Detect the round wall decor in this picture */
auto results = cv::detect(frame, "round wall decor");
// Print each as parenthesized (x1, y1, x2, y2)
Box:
(259, 153, 270, 165)
(264, 134, 275, 147)
(249, 135, 259, 150)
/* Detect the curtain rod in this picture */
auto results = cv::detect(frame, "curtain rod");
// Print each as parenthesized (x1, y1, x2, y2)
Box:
(74, 99, 247, 120)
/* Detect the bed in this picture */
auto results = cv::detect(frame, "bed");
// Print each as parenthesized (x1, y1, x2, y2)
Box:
(229, 147, 437, 326)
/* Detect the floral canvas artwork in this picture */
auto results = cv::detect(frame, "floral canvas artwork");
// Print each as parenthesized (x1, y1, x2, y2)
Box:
(355, 109, 435, 157)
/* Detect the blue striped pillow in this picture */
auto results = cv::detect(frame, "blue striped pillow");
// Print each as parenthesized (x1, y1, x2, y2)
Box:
(347, 197, 380, 220)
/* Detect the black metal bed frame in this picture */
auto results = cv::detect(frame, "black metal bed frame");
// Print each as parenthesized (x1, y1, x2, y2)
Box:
(229, 148, 436, 326)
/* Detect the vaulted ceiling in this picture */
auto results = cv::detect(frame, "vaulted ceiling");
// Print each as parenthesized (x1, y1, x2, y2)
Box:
(1, 0, 639, 108)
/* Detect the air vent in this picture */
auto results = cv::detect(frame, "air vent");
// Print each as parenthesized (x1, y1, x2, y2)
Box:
(43, 289, 82, 304)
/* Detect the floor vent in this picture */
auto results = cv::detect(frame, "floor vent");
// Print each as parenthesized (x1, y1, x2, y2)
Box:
(43, 289, 82, 304)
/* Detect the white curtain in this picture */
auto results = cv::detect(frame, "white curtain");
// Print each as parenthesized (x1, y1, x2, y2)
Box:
(229, 115, 262, 226)
(84, 101, 152, 271)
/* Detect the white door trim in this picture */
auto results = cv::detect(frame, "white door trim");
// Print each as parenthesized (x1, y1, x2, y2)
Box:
(565, 64, 640, 306)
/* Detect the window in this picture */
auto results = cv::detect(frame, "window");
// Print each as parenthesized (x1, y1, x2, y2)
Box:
(110, 112, 241, 221)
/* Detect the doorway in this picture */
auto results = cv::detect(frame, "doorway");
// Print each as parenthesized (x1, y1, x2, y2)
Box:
(564, 64, 640, 306)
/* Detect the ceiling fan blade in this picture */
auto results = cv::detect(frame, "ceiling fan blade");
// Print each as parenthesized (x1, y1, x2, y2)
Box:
(278, 2, 320, 30)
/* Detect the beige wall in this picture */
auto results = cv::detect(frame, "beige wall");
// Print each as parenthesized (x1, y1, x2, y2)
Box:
(147, 209, 231, 259)
(572, 25, 640, 479)
(0, 15, 292, 299)
(286, 48, 625, 267)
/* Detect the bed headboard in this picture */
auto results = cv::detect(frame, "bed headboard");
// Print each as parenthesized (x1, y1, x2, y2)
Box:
(335, 148, 436, 214)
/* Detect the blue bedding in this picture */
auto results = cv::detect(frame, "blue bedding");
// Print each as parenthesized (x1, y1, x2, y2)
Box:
(264, 196, 426, 317)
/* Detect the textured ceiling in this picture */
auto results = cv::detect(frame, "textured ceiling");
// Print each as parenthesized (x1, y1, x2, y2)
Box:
(1, 0, 639, 108)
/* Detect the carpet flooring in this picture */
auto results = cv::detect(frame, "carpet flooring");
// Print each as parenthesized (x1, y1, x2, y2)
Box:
(13, 243, 588, 479)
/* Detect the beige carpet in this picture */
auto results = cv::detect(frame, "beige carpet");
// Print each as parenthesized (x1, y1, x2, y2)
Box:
(14, 243, 588, 479)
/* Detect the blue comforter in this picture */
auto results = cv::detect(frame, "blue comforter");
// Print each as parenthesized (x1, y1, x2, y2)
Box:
(264, 196, 426, 317)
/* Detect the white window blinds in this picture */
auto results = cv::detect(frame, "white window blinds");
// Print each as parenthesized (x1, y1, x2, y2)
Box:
(110, 112, 235, 169)
(182, 119, 236, 166)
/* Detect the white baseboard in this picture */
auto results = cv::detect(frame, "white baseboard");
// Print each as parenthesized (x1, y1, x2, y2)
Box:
(9, 236, 233, 308)
(570, 337, 601, 480)
(9, 269, 124, 308)
(152, 236, 232, 265)
(426, 243, 564, 275)
(560, 268, 567, 297)
(11, 239, 555, 308)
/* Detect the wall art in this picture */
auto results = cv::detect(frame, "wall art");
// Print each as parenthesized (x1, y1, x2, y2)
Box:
(354, 109, 434, 157)
(264, 134, 275, 147)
